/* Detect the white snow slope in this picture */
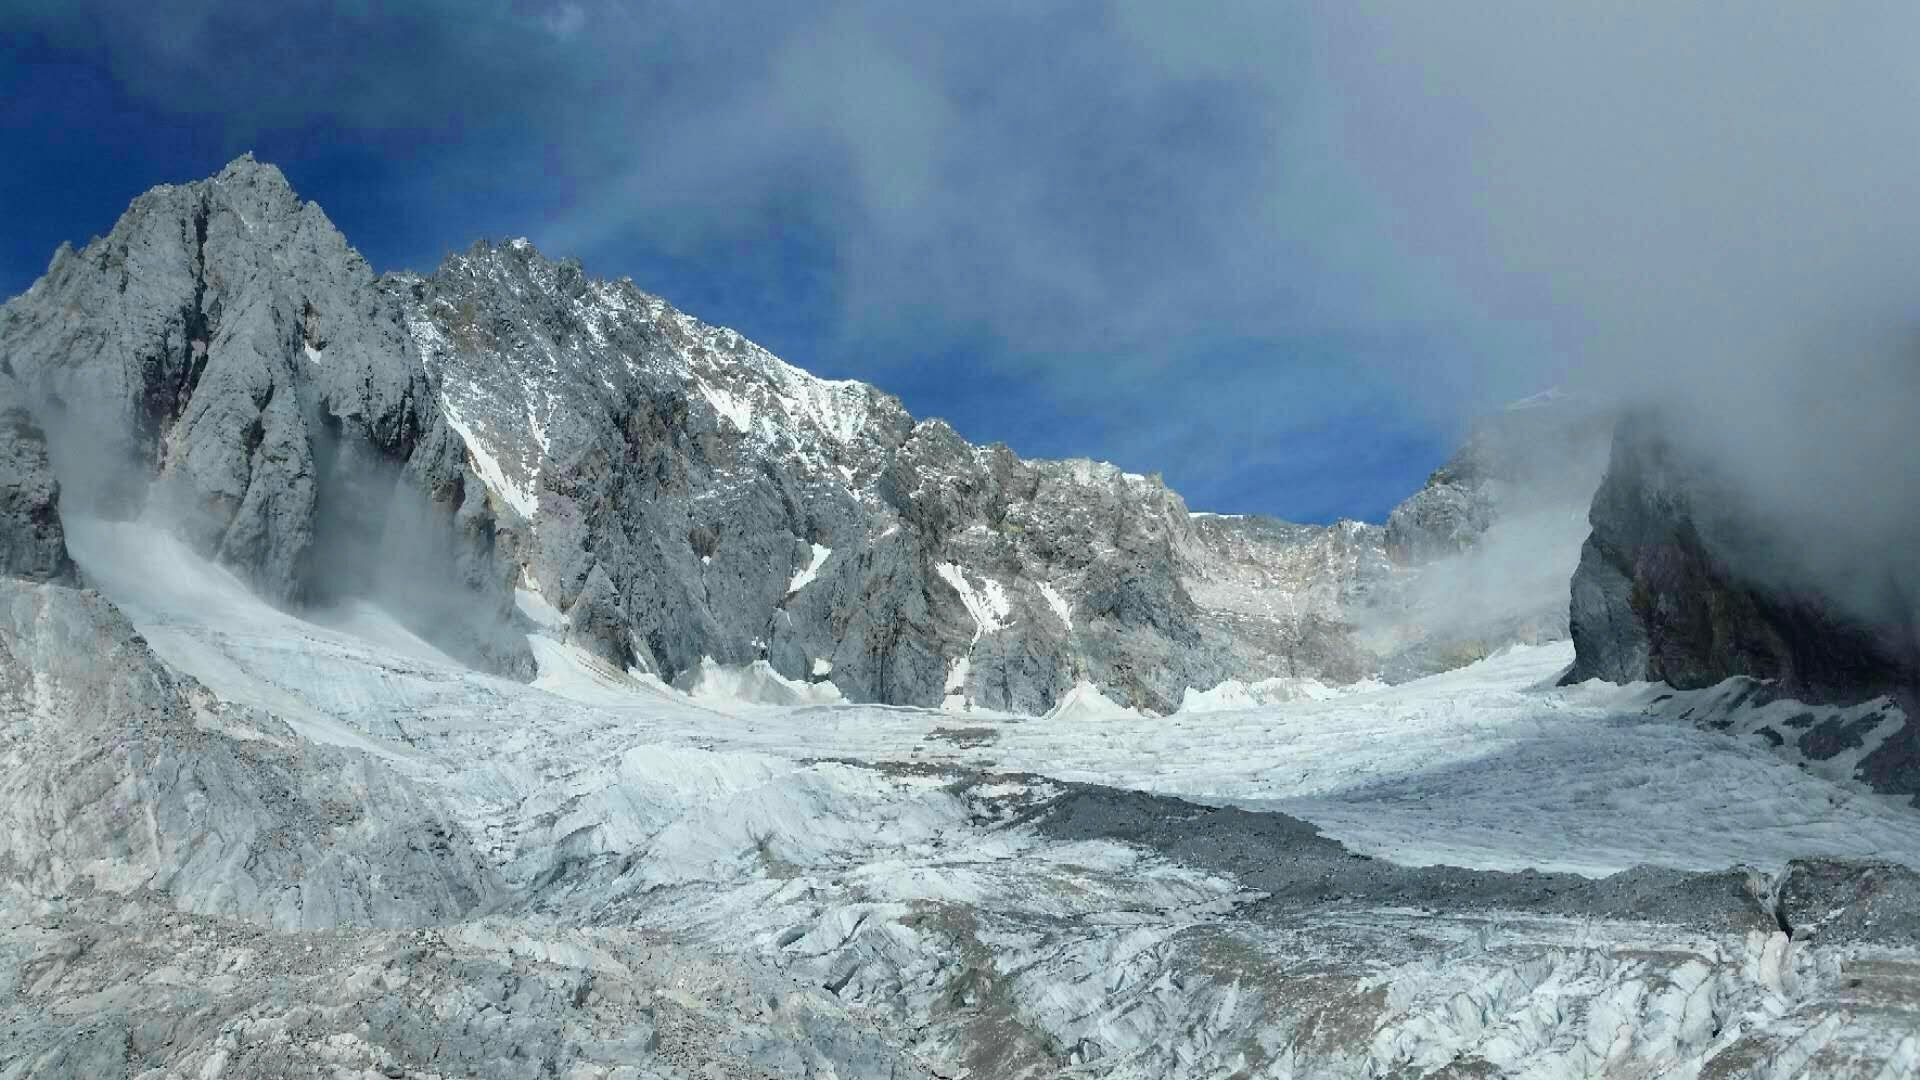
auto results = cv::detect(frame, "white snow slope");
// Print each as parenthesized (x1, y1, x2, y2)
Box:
(21, 518, 1920, 1078)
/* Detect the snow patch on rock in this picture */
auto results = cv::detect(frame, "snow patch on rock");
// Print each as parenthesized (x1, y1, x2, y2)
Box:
(442, 402, 537, 519)
(941, 656, 972, 712)
(696, 379, 753, 434)
(1040, 580, 1074, 630)
(787, 543, 831, 595)
(937, 562, 1010, 641)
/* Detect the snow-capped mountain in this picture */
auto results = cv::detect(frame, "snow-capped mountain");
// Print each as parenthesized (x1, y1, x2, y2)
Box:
(5, 157, 1920, 1078)
(1, 154, 1614, 714)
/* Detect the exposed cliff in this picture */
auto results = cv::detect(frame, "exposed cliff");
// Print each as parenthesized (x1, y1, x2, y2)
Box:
(1567, 410, 1920, 796)
(0, 397, 74, 583)
(1357, 392, 1614, 680)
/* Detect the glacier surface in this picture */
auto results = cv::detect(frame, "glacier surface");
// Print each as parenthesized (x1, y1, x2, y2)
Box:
(3, 516, 1917, 1078)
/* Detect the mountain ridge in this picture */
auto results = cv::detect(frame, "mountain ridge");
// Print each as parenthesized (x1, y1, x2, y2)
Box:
(1, 155, 1602, 712)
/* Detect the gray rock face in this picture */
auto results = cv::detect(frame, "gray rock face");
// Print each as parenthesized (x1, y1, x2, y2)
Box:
(1568, 411, 1919, 697)
(1385, 459, 1499, 566)
(1353, 394, 1615, 681)
(402, 238, 1617, 708)
(0, 578, 501, 928)
(0, 155, 530, 677)
(400, 238, 1373, 711)
(1567, 411, 1920, 796)
(0, 401, 74, 583)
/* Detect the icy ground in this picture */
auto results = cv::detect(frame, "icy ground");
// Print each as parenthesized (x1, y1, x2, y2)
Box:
(7, 520, 1920, 1078)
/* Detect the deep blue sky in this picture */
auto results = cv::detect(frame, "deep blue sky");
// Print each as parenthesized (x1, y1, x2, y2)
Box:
(12, 4, 1910, 524)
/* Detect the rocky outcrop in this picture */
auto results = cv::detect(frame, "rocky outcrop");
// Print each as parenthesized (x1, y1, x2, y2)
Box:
(0, 400, 74, 583)
(0, 155, 530, 676)
(400, 237, 1624, 708)
(1350, 392, 1616, 680)
(1568, 411, 1919, 696)
(1385, 457, 1498, 566)
(0, 578, 501, 928)
(1567, 411, 1920, 796)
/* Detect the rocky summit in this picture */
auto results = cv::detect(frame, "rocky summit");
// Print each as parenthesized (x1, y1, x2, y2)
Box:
(1, 156, 530, 679)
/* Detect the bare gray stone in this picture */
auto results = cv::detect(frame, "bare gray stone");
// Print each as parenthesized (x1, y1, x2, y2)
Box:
(0, 578, 501, 928)
(0, 402, 74, 584)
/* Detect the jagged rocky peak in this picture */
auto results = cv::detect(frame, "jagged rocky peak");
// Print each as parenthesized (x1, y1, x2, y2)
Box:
(395, 233, 917, 527)
(0, 153, 532, 677)
(396, 231, 1245, 712)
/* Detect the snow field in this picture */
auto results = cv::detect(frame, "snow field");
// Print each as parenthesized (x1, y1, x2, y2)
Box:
(47, 517, 1920, 1077)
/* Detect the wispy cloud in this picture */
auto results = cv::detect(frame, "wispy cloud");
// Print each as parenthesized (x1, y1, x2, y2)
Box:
(6, 2, 1919, 528)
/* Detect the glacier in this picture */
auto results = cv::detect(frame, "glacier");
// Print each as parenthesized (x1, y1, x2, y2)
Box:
(2, 513, 1915, 1078)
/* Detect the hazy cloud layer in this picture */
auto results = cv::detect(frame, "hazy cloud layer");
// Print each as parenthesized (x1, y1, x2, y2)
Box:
(4, 2, 1917, 531)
